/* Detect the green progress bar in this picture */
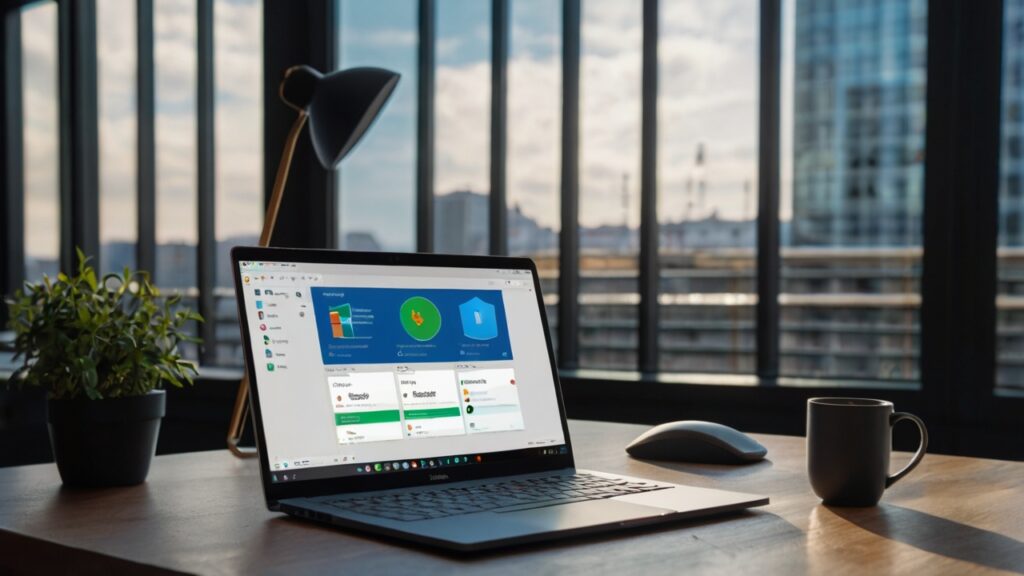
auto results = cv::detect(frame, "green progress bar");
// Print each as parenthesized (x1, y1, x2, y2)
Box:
(403, 406, 462, 420)
(334, 410, 401, 426)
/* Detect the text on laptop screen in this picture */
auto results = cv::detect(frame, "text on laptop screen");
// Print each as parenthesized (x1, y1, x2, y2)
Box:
(238, 260, 566, 482)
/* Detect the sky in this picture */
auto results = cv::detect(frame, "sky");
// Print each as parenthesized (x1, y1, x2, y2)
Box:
(21, 0, 263, 259)
(20, 0, 774, 257)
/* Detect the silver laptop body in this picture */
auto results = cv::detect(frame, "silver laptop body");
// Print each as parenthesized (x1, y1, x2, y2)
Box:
(232, 247, 768, 551)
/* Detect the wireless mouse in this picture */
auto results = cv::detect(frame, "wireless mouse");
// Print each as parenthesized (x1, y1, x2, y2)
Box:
(625, 420, 768, 464)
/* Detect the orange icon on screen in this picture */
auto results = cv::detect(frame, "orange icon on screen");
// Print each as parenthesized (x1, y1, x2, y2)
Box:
(407, 424, 413, 431)
(410, 309, 424, 327)
(463, 389, 469, 395)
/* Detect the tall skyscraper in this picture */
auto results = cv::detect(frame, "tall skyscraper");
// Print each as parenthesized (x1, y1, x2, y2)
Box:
(791, 0, 928, 247)
(1003, 0, 1024, 246)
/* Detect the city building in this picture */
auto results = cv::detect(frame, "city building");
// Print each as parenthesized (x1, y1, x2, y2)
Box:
(790, 0, 928, 248)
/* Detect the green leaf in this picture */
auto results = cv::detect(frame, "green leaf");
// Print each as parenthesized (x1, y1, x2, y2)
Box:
(6, 249, 203, 399)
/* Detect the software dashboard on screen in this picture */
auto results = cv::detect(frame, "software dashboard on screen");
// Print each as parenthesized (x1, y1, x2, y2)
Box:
(238, 260, 566, 483)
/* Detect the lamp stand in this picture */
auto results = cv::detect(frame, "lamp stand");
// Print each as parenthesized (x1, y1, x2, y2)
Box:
(227, 111, 308, 458)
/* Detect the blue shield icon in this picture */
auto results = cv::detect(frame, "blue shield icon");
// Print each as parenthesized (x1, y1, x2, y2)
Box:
(459, 297, 498, 340)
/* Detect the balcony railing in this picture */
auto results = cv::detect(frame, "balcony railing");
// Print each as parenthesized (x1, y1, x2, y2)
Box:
(7, 248, 1021, 391)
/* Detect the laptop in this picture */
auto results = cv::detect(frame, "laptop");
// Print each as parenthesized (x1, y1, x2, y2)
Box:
(231, 247, 768, 551)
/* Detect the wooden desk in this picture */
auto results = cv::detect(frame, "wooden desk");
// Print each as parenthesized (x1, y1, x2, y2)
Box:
(1, 420, 1022, 575)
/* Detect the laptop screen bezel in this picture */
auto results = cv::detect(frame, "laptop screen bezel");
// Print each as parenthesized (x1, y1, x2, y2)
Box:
(230, 246, 575, 508)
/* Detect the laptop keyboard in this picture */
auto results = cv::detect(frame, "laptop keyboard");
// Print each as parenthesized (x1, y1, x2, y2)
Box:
(323, 473, 668, 522)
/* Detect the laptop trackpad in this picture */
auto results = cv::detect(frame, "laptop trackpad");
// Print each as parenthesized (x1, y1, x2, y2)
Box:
(500, 499, 672, 531)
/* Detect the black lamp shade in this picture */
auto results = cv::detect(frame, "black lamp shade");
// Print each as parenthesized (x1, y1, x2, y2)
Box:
(280, 65, 400, 169)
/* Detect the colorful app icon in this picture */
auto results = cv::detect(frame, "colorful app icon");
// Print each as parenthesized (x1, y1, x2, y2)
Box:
(266, 363, 275, 371)
(399, 296, 442, 341)
(263, 335, 271, 344)
(374, 463, 382, 472)
(256, 300, 263, 309)
(243, 276, 250, 285)
(329, 303, 355, 338)
(254, 289, 261, 296)
(459, 296, 498, 341)
(264, 349, 272, 358)
(258, 311, 265, 320)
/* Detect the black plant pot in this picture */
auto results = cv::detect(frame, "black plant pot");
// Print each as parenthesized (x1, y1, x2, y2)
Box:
(47, 389, 165, 487)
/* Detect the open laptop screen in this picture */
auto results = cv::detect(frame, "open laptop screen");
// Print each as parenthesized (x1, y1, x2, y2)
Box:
(237, 258, 567, 485)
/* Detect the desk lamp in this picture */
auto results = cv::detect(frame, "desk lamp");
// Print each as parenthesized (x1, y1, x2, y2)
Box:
(228, 65, 399, 457)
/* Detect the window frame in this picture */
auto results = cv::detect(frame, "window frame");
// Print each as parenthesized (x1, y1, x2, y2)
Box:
(1, 0, 1021, 456)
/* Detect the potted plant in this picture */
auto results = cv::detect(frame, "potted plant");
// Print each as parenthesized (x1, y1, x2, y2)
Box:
(6, 250, 202, 487)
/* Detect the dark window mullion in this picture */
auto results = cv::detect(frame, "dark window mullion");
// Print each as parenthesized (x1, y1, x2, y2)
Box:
(638, 0, 659, 373)
(136, 0, 155, 279)
(197, 0, 216, 363)
(558, 0, 581, 369)
(261, 1, 334, 249)
(58, 0, 100, 273)
(756, 0, 782, 380)
(489, 0, 509, 256)
(322, 0, 338, 248)
(1, 10, 25, 325)
(921, 0, 1002, 429)
(417, 0, 435, 253)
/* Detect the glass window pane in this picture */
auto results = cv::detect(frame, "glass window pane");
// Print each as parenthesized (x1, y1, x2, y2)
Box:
(578, 0, 642, 370)
(154, 0, 197, 291)
(214, 0, 262, 365)
(434, 0, 491, 254)
(98, 0, 138, 275)
(21, 2, 60, 281)
(337, 0, 418, 252)
(780, 0, 927, 381)
(998, 0, 1024, 392)
(154, 0, 198, 360)
(508, 0, 560, 350)
(657, 1, 758, 373)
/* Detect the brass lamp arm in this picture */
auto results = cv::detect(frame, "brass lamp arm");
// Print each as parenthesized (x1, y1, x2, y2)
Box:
(227, 111, 308, 458)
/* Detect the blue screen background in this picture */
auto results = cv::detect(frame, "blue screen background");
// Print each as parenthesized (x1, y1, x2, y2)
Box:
(310, 287, 514, 364)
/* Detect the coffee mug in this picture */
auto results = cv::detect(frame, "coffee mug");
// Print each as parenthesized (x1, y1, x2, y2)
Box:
(807, 397, 928, 506)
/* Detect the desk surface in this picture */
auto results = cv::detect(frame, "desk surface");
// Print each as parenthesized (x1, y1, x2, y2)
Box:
(1, 420, 1022, 575)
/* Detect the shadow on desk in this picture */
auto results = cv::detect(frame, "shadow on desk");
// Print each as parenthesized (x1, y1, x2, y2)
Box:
(248, 508, 803, 569)
(827, 504, 1024, 574)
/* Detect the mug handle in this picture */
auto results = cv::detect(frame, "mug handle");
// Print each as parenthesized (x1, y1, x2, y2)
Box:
(885, 412, 929, 488)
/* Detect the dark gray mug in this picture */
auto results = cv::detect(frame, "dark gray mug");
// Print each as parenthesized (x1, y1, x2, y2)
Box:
(807, 397, 928, 506)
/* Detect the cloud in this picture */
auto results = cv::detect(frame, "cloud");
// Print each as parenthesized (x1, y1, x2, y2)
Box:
(21, 3, 60, 261)
(98, 0, 139, 244)
(20, 0, 768, 257)
(657, 0, 760, 223)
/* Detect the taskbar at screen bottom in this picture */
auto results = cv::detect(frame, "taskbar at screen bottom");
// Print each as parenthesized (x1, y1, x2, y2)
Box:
(269, 444, 569, 484)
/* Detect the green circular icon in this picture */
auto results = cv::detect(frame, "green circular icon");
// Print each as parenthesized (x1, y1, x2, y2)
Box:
(399, 296, 442, 341)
